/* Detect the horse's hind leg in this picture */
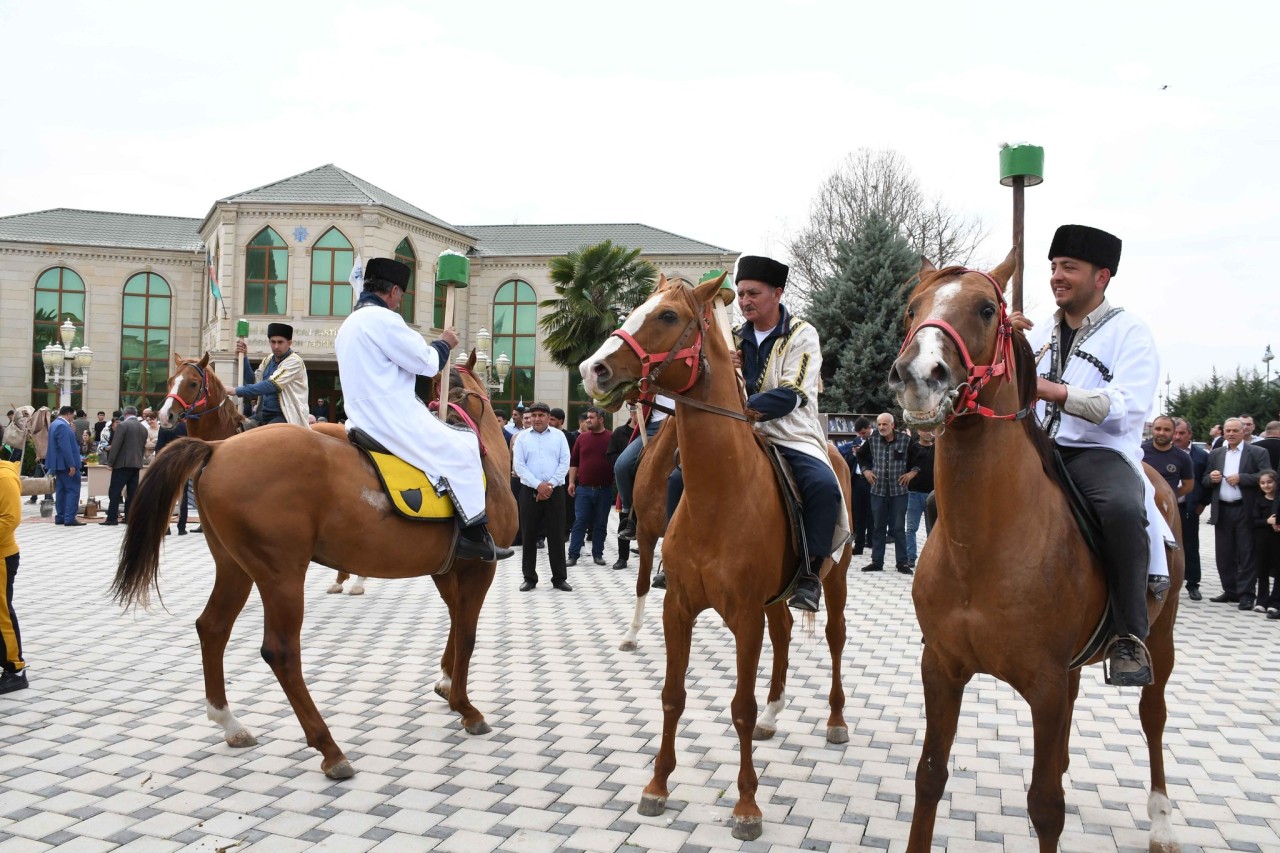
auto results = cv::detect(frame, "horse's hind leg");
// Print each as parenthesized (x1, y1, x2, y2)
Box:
(1023, 674, 1072, 853)
(1141, 622, 1178, 853)
(823, 549, 850, 743)
(327, 570, 348, 594)
(197, 555, 256, 749)
(908, 645, 970, 852)
(256, 570, 352, 779)
(728, 611, 767, 840)
(620, 532, 657, 651)
(432, 562, 496, 735)
(639, 598, 694, 819)
(754, 602, 790, 740)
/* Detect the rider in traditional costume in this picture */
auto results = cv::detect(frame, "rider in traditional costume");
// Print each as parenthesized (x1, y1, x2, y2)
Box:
(668, 256, 849, 612)
(235, 323, 311, 427)
(334, 257, 513, 562)
(1016, 224, 1169, 687)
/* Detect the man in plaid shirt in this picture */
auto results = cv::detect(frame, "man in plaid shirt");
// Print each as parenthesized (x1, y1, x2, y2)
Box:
(856, 413, 913, 573)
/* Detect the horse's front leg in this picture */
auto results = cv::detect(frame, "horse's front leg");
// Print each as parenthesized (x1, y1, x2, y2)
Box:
(823, 547, 851, 743)
(1140, 617, 1178, 853)
(639, 596, 695, 817)
(433, 562, 495, 735)
(619, 532, 655, 651)
(753, 602, 790, 740)
(908, 644, 970, 852)
(1022, 671, 1072, 853)
(728, 609, 767, 840)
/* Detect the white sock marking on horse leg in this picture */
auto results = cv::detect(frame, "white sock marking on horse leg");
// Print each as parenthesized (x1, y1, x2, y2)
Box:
(349, 576, 366, 595)
(622, 594, 646, 647)
(436, 672, 452, 694)
(757, 696, 785, 731)
(1147, 791, 1176, 849)
(207, 701, 251, 741)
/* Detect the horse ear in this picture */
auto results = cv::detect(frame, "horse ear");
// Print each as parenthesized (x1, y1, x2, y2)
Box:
(919, 256, 937, 274)
(466, 349, 477, 371)
(693, 271, 727, 306)
(990, 247, 1017, 285)
(173, 353, 184, 367)
(198, 352, 211, 369)
(655, 273, 670, 292)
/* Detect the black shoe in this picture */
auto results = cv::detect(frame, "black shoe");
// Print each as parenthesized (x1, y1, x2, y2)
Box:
(100, 520, 118, 526)
(0, 669, 28, 694)
(1209, 593, 1237, 603)
(519, 580, 536, 592)
(1267, 608, 1280, 620)
(178, 528, 188, 535)
(552, 580, 573, 592)
(66, 520, 86, 527)
(192, 526, 203, 533)
(788, 576, 821, 612)
(593, 557, 606, 566)
(612, 560, 627, 571)
(567, 556, 579, 567)
(1104, 636, 1153, 686)
(1238, 597, 1256, 611)
(896, 564, 914, 575)
(652, 571, 666, 589)
(1187, 586, 1202, 601)
(618, 512, 637, 541)
(456, 524, 516, 562)
(862, 562, 883, 572)
(852, 546, 864, 555)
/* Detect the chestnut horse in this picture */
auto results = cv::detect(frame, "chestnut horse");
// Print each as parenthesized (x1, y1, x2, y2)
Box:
(156, 353, 366, 594)
(616, 414, 674, 652)
(887, 253, 1182, 852)
(582, 274, 853, 841)
(112, 357, 517, 779)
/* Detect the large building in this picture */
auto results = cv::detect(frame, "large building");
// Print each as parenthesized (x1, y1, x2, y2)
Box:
(0, 164, 737, 420)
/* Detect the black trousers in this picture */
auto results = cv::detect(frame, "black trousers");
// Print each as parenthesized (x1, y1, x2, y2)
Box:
(1, 553, 23, 674)
(1059, 446, 1150, 639)
(518, 485, 567, 585)
(1179, 503, 1201, 588)
(851, 475, 873, 549)
(106, 466, 140, 522)
(1213, 502, 1254, 600)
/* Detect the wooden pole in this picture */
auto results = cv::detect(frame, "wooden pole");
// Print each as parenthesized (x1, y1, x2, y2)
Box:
(1012, 175, 1025, 313)
(437, 285, 457, 422)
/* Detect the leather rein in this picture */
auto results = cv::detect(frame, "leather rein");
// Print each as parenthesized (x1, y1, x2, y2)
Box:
(899, 269, 1030, 425)
(165, 361, 218, 421)
(429, 366, 492, 457)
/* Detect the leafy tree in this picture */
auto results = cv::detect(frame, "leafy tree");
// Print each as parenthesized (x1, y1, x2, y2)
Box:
(538, 240, 659, 371)
(806, 212, 918, 414)
(1168, 367, 1280, 439)
(786, 148, 986, 308)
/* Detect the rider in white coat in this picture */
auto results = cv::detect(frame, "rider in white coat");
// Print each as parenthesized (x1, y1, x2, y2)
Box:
(335, 258, 513, 562)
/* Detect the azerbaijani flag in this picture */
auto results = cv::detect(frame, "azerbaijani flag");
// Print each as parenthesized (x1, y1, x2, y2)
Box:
(207, 248, 224, 303)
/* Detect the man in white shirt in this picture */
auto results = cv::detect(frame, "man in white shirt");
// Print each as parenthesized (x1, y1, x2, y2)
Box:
(1203, 417, 1274, 608)
(512, 402, 571, 591)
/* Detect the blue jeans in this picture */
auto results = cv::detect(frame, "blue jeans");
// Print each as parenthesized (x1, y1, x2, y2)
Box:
(569, 485, 614, 559)
(871, 492, 908, 567)
(613, 418, 662, 511)
(54, 471, 80, 524)
(905, 491, 931, 563)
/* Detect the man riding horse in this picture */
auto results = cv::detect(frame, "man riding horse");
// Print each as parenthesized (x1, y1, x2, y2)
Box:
(234, 323, 310, 427)
(1011, 224, 1170, 687)
(334, 257, 513, 562)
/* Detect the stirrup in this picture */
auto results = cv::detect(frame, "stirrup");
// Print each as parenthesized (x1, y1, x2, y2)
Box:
(1102, 635, 1153, 687)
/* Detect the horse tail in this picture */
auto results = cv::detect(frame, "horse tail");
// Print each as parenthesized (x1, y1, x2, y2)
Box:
(112, 438, 215, 610)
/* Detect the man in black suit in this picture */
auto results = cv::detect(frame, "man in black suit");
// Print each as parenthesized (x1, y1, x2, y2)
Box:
(103, 406, 148, 525)
(1172, 418, 1210, 600)
(1203, 417, 1275, 609)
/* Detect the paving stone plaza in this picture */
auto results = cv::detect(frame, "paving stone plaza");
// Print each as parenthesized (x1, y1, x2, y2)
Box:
(1, 497, 1277, 852)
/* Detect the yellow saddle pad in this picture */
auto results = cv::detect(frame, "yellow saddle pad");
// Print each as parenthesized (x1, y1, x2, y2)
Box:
(358, 447, 484, 522)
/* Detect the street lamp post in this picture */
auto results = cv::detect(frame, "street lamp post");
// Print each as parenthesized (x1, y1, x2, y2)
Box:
(1264, 344, 1274, 386)
(472, 327, 511, 394)
(40, 319, 93, 409)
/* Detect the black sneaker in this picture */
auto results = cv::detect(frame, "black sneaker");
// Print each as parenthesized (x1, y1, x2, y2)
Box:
(456, 524, 515, 561)
(612, 560, 627, 571)
(788, 576, 821, 612)
(618, 512, 637, 541)
(1104, 636, 1153, 687)
(0, 668, 28, 694)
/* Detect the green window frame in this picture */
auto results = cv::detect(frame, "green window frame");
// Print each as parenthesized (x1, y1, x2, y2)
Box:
(245, 227, 288, 315)
(119, 272, 172, 411)
(394, 237, 417, 325)
(310, 227, 354, 317)
(31, 266, 86, 409)
(491, 280, 538, 415)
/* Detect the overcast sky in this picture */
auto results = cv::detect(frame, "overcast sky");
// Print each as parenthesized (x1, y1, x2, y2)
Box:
(2, 1, 1276, 399)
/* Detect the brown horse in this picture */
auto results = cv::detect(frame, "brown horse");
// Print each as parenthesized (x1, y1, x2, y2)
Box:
(616, 414, 675, 652)
(112, 356, 517, 779)
(887, 254, 1182, 852)
(582, 274, 853, 841)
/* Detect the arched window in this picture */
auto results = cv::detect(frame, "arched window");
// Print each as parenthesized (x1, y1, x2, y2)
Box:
(120, 272, 172, 411)
(310, 227, 354, 317)
(245, 228, 288, 315)
(31, 267, 86, 409)
(394, 237, 417, 325)
(491, 280, 538, 415)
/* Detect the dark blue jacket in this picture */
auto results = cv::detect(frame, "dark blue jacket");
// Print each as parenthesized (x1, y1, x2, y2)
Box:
(737, 306, 802, 421)
(46, 416, 81, 475)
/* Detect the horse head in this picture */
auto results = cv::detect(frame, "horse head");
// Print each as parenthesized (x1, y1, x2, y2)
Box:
(580, 273, 725, 410)
(888, 249, 1032, 428)
(158, 352, 213, 428)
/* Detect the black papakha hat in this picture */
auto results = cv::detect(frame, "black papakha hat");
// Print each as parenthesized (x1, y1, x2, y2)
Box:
(735, 255, 789, 289)
(526, 401, 551, 414)
(1048, 225, 1122, 276)
(266, 323, 294, 340)
(365, 257, 412, 289)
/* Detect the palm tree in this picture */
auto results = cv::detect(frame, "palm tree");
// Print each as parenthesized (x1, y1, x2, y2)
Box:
(539, 240, 659, 370)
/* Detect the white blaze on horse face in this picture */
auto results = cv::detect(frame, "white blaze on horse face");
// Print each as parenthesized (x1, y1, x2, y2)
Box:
(157, 375, 184, 426)
(907, 281, 965, 386)
(581, 289, 666, 397)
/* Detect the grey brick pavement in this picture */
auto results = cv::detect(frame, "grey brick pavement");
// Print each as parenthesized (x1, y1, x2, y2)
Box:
(1, 496, 1277, 851)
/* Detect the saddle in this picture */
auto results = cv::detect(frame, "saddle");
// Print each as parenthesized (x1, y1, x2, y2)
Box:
(348, 428, 484, 522)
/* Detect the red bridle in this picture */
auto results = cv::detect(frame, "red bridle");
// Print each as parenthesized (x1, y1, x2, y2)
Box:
(609, 302, 709, 396)
(899, 269, 1025, 423)
(164, 361, 215, 421)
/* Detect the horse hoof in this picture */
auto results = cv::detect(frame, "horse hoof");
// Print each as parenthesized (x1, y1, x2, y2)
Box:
(434, 682, 450, 700)
(348, 587, 364, 596)
(324, 759, 355, 779)
(325, 584, 342, 594)
(618, 639, 637, 652)
(752, 724, 777, 741)
(637, 794, 667, 817)
(463, 719, 491, 735)
(225, 730, 257, 748)
(731, 815, 763, 841)
(826, 726, 849, 744)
